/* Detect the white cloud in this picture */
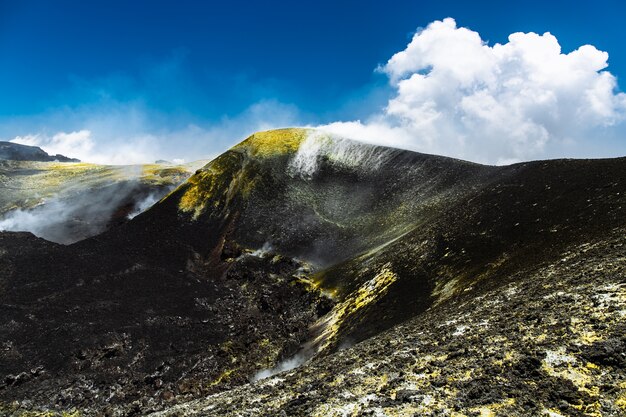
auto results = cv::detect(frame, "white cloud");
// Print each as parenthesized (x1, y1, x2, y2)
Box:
(12, 130, 95, 160)
(11, 129, 155, 165)
(7, 99, 302, 165)
(321, 17, 626, 164)
(5, 19, 625, 165)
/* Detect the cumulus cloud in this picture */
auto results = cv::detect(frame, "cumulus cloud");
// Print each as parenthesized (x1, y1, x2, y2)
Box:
(4, 19, 625, 165)
(321, 18, 626, 164)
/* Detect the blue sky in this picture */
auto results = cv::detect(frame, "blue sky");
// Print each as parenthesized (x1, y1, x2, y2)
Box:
(1, 0, 625, 164)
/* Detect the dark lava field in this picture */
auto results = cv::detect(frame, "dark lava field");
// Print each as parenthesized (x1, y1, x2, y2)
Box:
(1, 128, 625, 416)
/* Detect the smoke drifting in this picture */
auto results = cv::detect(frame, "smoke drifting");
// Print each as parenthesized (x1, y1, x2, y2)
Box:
(288, 131, 399, 179)
(251, 352, 310, 382)
(0, 182, 175, 244)
(127, 194, 160, 220)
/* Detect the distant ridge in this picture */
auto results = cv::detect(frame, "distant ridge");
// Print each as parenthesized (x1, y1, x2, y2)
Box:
(0, 141, 80, 162)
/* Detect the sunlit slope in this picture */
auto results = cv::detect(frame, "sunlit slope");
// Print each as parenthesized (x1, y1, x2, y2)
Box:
(0, 160, 204, 243)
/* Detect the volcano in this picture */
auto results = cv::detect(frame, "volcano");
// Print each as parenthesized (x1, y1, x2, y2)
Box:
(1, 128, 625, 416)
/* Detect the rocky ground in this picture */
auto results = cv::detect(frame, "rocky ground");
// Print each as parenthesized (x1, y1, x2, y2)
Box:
(0, 233, 332, 416)
(0, 129, 624, 416)
(152, 229, 626, 416)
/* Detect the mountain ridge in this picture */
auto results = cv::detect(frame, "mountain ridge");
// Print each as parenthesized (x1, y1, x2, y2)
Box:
(1, 128, 625, 416)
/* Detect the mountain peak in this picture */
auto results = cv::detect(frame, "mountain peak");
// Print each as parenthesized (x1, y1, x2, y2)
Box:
(233, 128, 314, 158)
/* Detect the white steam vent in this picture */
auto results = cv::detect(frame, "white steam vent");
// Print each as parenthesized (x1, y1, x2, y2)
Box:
(288, 131, 397, 179)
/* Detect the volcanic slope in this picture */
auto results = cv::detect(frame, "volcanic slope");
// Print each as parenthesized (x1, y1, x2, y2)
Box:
(0, 160, 204, 244)
(0, 128, 625, 416)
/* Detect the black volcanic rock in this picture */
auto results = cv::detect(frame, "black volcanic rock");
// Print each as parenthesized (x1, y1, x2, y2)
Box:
(162, 228, 625, 416)
(0, 128, 625, 416)
(0, 141, 80, 162)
